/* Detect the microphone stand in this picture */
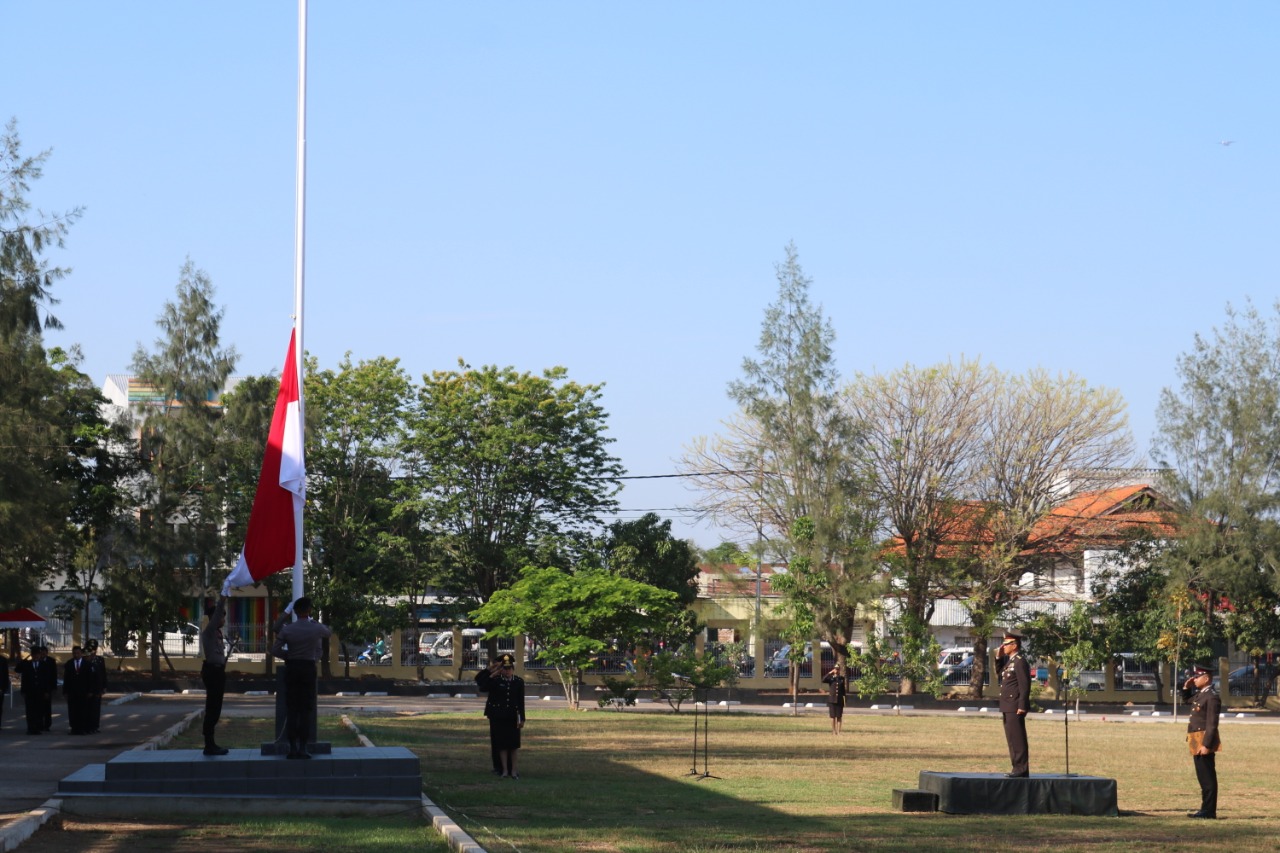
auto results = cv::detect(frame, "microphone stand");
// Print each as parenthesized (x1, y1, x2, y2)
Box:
(697, 685, 720, 780)
(677, 675, 699, 777)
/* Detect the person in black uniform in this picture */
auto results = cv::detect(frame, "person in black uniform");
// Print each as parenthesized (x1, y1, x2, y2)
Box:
(86, 640, 107, 734)
(997, 629, 1031, 778)
(822, 665, 847, 735)
(16, 646, 57, 735)
(1181, 663, 1221, 819)
(475, 653, 526, 779)
(0, 649, 9, 731)
(62, 646, 96, 735)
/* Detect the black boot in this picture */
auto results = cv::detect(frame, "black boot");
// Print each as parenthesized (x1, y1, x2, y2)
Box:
(203, 735, 229, 756)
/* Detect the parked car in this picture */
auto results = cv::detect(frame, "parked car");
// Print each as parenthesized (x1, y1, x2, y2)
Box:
(766, 641, 835, 677)
(1074, 653, 1159, 691)
(1214, 665, 1276, 697)
(938, 647, 974, 685)
(157, 622, 202, 657)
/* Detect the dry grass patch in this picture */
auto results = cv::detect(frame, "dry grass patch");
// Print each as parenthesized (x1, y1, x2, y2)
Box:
(357, 708, 1280, 852)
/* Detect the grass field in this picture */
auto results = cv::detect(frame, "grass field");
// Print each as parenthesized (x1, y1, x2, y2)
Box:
(23, 707, 1279, 852)
(356, 706, 1279, 852)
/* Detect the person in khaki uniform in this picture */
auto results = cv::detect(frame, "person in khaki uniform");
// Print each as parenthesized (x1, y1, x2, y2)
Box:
(1181, 664, 1221, 819)
(270, 597, 332, 759)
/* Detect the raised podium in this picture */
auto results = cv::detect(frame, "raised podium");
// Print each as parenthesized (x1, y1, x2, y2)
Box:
(57, 747, 422, 817)
(916, 771, 1117, 816)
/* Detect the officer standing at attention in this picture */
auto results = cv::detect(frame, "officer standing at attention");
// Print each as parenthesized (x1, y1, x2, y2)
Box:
(1181, 663, 1221, 819)
(200, 596, 230, 755)
(822, 665, 847, 735)
(475, 653, 526, 779)
(997, 629, 1031, 778)
(270, 597, 332, 759)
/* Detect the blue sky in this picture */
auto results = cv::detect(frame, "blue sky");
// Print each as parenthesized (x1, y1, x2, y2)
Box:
(7, 2, 1278, 547)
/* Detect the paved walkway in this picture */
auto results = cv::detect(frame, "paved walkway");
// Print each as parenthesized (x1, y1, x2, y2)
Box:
(0, 693, 199, 819)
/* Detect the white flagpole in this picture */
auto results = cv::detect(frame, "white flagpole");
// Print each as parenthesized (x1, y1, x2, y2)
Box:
(292, 0, 308, 606)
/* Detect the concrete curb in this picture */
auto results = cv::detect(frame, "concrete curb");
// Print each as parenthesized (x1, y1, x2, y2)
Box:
(132, 708, 203, 751)
(424, 797, 487, 853)
(0, 800, 61, 853)
(339, 714, 486, 853)
(1, 707, 199, 851)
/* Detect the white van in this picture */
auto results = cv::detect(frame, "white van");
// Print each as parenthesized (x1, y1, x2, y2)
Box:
(419, 628, 486, 664)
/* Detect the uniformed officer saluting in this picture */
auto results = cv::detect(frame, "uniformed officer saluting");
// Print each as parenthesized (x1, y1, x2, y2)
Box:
(1181, 663, 1221, 819)
(997, 629, 1032, 778)
(475, 653, 526, 779)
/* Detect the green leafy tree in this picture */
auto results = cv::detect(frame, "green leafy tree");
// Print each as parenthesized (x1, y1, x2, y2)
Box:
(601, 513, 700, 606)
(1152, 299, 1280, 646)
(1092, 545, 1177, 699)
(1221, 599, 1280, 703)
(403, 362, 623, 606)
(471, 565, 684, 710)
(128, 259, 237, 675)
(47, 347, 136, 641)
(0, 120, 90, 607)
(683, 243, 879, 677)
(1023, 602, 1108, 713)
(304, 353, 413, 676)
(645, 647, 735, 712)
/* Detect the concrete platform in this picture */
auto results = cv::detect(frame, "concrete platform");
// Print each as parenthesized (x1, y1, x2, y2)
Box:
(918, 770, 1118, 816)
(56, 746, 422, 816)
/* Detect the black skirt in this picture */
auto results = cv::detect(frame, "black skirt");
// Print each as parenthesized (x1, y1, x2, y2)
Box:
(488, 714, 522, 751)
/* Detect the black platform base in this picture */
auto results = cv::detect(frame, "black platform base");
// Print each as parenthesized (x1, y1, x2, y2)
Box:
(892, 788, 939, 812)
(57, 746, 422, 814)
(259, 740, 333, 756)
(918, 771, 1117, 816)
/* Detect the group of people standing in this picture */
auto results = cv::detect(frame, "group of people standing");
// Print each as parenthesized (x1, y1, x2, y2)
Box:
(817, 628, 1223, 821)
(0, 642, 106, 736)
(996, 628, 1222, 820)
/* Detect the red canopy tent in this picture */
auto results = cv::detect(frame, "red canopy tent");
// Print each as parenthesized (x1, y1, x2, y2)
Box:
(0, 607, 47, 630)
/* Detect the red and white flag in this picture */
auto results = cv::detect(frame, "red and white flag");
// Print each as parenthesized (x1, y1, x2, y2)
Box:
(223, 330, 305, 594)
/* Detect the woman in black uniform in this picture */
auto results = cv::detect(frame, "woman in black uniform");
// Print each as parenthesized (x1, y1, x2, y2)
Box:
(823, 665, 847, 735)
(475, 653, 526, 778)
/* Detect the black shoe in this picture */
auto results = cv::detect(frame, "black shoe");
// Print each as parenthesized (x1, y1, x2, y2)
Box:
(1005, 771, 1029, 778)
(203, 745, 229, 756)
(1187, 811, 1215, 819)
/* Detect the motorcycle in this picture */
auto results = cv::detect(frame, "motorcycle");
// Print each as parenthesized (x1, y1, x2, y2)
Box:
(356, 641, 393, 666)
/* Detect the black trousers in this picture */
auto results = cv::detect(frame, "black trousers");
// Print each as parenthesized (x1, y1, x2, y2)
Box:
(66, 692, 91, 734)
(23, 691, 43, 733)
(1003, 712, 1029, 775)
(89, 693, 102, 732)
(1193, 753, 1218, 816)
(284, 659, 317, 750)
(201, 662, 227, 742)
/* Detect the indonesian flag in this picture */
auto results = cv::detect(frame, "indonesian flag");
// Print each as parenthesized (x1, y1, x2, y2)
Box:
(223, 330, 305, 593)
